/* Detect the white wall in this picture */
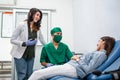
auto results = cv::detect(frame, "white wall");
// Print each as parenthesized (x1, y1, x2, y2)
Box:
(0, 0, 74, 61)
(73, 0, 120, 53)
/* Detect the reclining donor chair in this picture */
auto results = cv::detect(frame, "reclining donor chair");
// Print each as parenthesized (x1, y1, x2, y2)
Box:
(49, 40, 120, 80)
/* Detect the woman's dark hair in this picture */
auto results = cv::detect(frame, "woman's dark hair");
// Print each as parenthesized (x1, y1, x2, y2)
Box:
(27, 8, 43, 31)
(101, 36, 115, 56)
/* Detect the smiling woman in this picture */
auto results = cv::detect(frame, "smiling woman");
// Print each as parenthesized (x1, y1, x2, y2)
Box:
(10, 8, 46, 80)
(0, 7, 52, 80)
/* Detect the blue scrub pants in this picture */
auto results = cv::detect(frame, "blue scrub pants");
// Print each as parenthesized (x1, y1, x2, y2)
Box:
(14, 57, 34, 80)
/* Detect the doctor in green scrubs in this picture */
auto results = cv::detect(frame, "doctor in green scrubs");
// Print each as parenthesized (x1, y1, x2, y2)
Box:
(40, 27, 73, 67)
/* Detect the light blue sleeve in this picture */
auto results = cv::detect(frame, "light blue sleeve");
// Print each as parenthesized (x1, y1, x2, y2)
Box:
(79, 51, 107, 73)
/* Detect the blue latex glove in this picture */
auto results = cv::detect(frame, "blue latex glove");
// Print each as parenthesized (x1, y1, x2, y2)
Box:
(46, 63, 54, 67)
(25, 39, 37, 46)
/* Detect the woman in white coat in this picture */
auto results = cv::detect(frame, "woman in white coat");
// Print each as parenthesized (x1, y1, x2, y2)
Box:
(10, 8, 46, 80)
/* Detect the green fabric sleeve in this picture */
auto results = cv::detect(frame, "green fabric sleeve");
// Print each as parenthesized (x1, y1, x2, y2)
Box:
(65, 46, 73, 60)
(40, 47, 47, 62)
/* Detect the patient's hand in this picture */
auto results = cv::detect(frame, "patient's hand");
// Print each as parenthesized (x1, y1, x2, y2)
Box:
(71, 55, 80, 61)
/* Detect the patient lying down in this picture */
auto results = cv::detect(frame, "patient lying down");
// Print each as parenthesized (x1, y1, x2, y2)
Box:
(28, 36, 115, 80)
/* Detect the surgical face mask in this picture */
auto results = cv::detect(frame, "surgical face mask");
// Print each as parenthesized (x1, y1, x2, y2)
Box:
(53, 35, 62, 43)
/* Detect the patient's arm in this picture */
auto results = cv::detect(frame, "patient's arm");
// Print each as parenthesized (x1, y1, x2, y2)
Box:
(71, 55, 80, 61)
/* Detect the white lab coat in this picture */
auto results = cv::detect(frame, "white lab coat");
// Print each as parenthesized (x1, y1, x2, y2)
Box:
(10, 21, 46, 59)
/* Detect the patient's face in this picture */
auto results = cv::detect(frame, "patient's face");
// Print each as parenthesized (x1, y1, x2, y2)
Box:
(97, 39, 105, 51)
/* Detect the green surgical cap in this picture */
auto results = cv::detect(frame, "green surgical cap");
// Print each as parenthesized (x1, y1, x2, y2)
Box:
(51, 27, 62, 35)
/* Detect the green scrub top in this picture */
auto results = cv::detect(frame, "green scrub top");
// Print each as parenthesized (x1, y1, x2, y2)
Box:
(40, 42, 73, 65)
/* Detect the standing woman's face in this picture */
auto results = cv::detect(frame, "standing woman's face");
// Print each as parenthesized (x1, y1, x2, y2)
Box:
(33, 11, 41, 22)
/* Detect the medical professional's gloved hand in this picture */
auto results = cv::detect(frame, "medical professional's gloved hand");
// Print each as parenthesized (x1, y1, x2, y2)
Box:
(46, 63, 54, 67)
(25, 39, 37, 46)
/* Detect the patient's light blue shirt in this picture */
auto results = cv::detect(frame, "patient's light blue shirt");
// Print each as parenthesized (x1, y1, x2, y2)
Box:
(68, 50, 107, 78)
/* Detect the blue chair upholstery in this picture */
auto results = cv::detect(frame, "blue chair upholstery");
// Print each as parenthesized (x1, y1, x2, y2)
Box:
(49, 40, 120, 80)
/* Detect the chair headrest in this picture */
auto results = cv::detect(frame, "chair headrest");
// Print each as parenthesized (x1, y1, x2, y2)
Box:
(97, 40, 120, 71)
